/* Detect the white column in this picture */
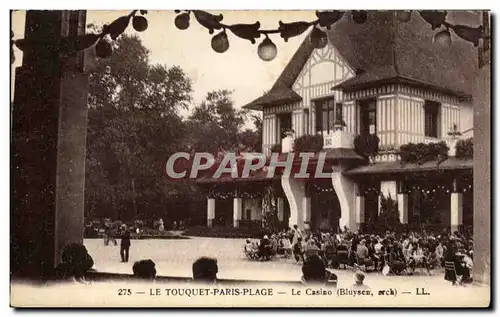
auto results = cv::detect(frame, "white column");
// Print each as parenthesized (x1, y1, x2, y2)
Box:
(292, 109, 304, 137)
(281, 177, 306, 229)
(303, 196, 311, 223)
(332, 168, 357, 231)
(207, 198, 215, 228)
(277, 197, 285, 222)
(397, 193, 409, 224)
(355, 195, 365, 232)
(451, 192, 463, 233)
(269, 114, 277, 146)
(233, 197, 242, 228)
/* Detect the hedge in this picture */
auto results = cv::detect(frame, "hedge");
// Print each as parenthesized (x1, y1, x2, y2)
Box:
(293, 134, 324, 153)
(182, 225, 267, 239)
(399, 141, 448, 165)
(456, 138, 473, 159)
(85, 231, 190, 240)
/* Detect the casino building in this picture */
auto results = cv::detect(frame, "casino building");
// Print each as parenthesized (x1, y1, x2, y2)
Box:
(196, 11, 477, 233)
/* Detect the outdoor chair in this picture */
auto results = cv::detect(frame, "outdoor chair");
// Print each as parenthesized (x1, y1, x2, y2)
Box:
(354, 254, 376, 272)
(444, 261, 463, 286)
(243, 246, 259, 261)
(382, 253, 407, 276)
(337, 249, 349, 269)
(409, 255, 432, 276)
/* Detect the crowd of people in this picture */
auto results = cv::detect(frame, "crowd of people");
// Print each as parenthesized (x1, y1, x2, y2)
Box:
(73, 220, 474, 286)
(243, 223, 474, 284)
(54, 242, 371, 288)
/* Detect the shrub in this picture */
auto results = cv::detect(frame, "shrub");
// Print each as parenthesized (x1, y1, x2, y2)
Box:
(85, 230, 190, 240)
(456, 138, 473, 159)
(354, 134, 380, 158)
(133, 232, 190, 240)
(270, 143, 282, 153)
(399, 141, 448, 165)
(293, 134, 324, 153)
(377, 194, 400, 232)
(183, 225, 267, 239)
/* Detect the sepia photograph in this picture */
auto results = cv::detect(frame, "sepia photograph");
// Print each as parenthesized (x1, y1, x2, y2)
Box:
(9, 6, 491, 308)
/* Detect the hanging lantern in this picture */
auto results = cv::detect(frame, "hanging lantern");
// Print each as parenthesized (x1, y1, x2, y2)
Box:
(95, 38, 113, 58)
(211, 31, 229, 53)
(352, 10, 368, 24)
(258, 36, 277, 61)
(309, 27, 328, 49)
(175, 13, 190, 30)
(396, 10, 412, 23)
(433, 29, 452, 47)
(132, 16, 148, 32)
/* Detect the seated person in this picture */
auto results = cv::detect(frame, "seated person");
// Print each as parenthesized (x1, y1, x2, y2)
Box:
(301, 255, 337, 285)
(244, 239, 253, 253)
(270, 234, 279, 254)
(367, 240, 379, 269)
(323, 239, 337, 268)
(259, 235, 272, 260)
(356, 240, 370, 265)
(435, 242, 445, 267)
(444, 247, 472, 284)
(352, 271, 370, 290)
(132, 259, 157, 280)
(281, 235, 292, 258)
(390, 246, 407, 274)
(305, 239, 320, 260)
(251, 241, 259, 252)
(408, 243, 430, 273)
(192, 257, 218, 284)
(55, 243, 94, 284)
(374, 239, 384, 255)
(293, 237, 305, 262)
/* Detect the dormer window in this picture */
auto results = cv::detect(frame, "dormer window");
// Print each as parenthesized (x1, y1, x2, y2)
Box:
(315, 97, 343, 134)
(424, 100, 441, 138)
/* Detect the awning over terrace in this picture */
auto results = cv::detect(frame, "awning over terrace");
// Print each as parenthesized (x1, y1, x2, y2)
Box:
(343, 157, 473, 176)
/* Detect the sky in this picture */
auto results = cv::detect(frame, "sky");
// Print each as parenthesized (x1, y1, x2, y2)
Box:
(11, 10, 316, 119)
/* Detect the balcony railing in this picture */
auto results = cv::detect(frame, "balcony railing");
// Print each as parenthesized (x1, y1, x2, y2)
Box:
(322, 130, 354, 149)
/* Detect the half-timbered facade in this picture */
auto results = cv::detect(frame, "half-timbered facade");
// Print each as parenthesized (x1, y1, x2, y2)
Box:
(199, 11, 478, 234)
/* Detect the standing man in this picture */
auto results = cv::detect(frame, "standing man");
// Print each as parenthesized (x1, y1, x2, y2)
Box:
(292, 224, 302, 246)
(120, 225, 131, 263)
(103, 221, 111, 246)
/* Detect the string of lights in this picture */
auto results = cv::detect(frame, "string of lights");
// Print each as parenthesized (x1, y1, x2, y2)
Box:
(207, 181, 473, 199)
(361, 183, 473, 196)
(12, 10, 488, 63)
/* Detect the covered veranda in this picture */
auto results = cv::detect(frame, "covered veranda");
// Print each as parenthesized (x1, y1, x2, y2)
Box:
(344, 157, 474, 234)
(196, 170, 285, 229)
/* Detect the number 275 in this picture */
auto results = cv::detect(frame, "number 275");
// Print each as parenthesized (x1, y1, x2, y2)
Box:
(118, 289, 132, 295)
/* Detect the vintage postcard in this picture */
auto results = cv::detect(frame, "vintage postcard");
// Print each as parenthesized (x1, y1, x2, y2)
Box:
(10, 9, 491, 308)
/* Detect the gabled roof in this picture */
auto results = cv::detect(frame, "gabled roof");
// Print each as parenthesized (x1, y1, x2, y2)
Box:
(329, 11, 479, 97)
(244, 11, 479, 111)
